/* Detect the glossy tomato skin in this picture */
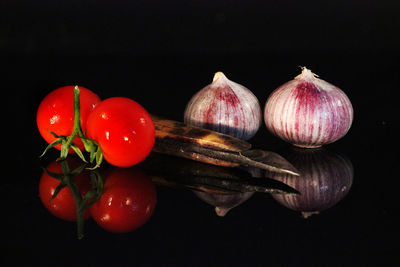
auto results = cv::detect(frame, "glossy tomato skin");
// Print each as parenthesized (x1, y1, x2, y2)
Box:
(39, 157, 92, 221)
(36, 85, 101, 152)
(90, 167, 157, 233)
(86, 97, 155, 167)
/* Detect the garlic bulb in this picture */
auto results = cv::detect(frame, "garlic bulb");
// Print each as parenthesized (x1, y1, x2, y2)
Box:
(184, 72, 262, 140)
(264, 67, 353, 148)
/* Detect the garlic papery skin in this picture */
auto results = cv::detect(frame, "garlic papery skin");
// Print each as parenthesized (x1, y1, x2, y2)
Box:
(184, 72, 262, 140)
(264, 67, 353, 148)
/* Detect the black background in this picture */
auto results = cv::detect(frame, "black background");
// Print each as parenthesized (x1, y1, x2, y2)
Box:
(2, 1, 399, 266)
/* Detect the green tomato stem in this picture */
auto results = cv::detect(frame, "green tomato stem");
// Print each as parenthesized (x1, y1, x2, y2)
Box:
(74, 86, 83, 136)
(40, 85, 103, 169)
(72, 86, 102, 167)
(58, 86, 83, 160)
(73, 86, 93, 151)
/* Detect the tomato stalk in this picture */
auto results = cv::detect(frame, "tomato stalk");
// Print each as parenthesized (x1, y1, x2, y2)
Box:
(59, 86, 86, 160)
(40, 86, 104, 169)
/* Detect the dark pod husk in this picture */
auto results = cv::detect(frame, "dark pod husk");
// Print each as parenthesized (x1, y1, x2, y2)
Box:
(140, 153, 300, 195)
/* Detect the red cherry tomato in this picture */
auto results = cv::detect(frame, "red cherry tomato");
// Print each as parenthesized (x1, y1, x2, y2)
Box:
(90, 167, 157, 233)
(36, 85, 101, 152)
(86, 97, 155, 167)
(39, 157, 92, 221)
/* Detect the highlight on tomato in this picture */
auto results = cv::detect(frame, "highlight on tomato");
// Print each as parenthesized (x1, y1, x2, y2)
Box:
(86, 97, 156, 167)
(36, 85, 101, 153)
(89, 167, 157, 233)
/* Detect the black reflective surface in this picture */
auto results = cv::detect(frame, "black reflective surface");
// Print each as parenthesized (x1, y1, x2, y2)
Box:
(2, 1, 398, 266)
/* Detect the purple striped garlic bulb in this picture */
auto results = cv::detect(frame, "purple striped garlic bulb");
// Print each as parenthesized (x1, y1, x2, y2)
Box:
(264, 67, 353, 148)
(184, 72, 262, 140)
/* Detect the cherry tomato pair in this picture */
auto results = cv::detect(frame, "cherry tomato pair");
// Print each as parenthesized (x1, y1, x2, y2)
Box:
(36, 85, 156, 167)
(39, 159, 157, 233)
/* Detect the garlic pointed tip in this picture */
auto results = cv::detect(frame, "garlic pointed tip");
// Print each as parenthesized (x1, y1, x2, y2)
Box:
(295, 66, 319, 80)
(212, 71, 228, 83)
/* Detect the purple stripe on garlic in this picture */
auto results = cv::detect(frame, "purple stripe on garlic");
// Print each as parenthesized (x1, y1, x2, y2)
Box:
(264, 67, 353, 148)
(184, 72, 262, 140)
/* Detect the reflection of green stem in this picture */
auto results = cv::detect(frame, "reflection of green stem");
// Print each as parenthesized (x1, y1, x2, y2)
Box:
(67, 178, 85, 240)
(60, 160, 85, 239)
(52, 159, 104, 239)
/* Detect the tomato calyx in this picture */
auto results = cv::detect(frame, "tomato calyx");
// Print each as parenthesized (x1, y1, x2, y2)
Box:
(81, 136, 104, 170)
(42, 159, 104, 239)
(40, 86, 104, 169)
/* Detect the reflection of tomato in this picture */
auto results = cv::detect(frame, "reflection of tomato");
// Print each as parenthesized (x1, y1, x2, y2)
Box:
(90, 167, 157, 233)
(39, 158, 92, 221)
(36, 85, 101, 152)
(86, 97, 155, 167)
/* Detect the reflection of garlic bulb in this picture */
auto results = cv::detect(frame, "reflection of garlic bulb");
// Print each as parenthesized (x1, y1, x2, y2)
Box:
(268, 148, 353, 218)
(193, 191, 254, 217)
(184, 72, 262, 140)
